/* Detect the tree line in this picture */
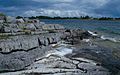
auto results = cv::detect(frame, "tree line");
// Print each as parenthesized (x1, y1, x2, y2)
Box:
(16, 15, 120, 20)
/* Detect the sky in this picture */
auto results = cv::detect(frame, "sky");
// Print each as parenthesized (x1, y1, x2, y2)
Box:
(0, 0, 119, 17)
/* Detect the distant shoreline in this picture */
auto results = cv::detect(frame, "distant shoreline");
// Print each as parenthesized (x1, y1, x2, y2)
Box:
(39, 19, 120, 21)
(15, 15, 120, 21)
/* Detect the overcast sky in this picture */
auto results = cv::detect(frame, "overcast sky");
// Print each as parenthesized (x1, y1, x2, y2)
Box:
(0, 0, 119, 17)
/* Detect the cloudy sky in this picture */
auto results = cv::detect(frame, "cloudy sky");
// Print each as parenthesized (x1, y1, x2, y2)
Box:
(0, 0, 119, 17)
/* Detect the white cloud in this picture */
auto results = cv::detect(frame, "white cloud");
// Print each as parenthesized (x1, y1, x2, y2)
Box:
(23, 8, 102, 17)
(0, 0, 119, 17)
(21, 0, 111, 17)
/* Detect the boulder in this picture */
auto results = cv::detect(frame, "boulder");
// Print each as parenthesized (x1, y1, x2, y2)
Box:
(8, 23, 18, 28)
(33, 19, 40, 24)
(34, 23, 41, 29)
(16, 18, 25, 23)
(44, 39, 49, 46)
(63, 29, 92, 44)
(25, 23, 36, 31)
(4, 27, 19, 33)
(54, 24, 64, 30)
(0, 15, 5, 22)
(47, 37, 53, 44)
(0, 24, 4, 32)
(6, 16, 15, 23)
(0, 20, 4, 23)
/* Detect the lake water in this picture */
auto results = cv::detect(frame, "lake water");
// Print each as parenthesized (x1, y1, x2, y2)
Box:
(41, 19, 120, 39)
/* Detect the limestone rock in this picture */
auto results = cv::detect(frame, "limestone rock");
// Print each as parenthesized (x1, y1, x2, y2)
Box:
(0, 33, 63, 53)
(4, 26, 21, 33)
(0, 20, 4, 23)
(6, 16, 15, 23)
(0, 24, 4, 32)
(25, 23, 36, 30)
(20, 54, 109, 75)
(34, 23, 42, 29)
(16, 19, 25, 23)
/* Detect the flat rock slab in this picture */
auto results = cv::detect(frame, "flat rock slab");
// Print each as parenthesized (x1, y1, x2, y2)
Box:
(1, 53, 110, 75)
(0, 33, 63, 53)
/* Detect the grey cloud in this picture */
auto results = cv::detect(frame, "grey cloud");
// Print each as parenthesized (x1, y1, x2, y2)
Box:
(0, 0, 119, 17)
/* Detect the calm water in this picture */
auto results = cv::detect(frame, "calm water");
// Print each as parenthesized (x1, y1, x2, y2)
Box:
(41, 19, 120, 38)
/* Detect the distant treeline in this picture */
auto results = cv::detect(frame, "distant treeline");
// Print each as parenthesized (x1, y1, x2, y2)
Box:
(16, 15, 120, 20)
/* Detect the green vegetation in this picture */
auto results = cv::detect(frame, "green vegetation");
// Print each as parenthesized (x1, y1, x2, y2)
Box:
(0, 13, 5, 16)
(27, 15, 92, 20)
(16, 16, 23, 19)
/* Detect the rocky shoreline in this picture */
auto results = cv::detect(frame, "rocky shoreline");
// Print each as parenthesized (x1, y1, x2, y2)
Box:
(0, 15, 116, 75)
(0, 28, 111, 75)
(0, 41, 110, 75)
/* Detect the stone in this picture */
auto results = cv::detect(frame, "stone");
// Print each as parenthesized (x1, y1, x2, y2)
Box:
(0, 33, 63, 53)
(0, 16, 5, 20)
(47, 37, 53, 44)
(16, 19, 25, 23)
(54, 24, 64, 30)
(0, 46, 53, 72)
(0, 24, 4, 32)
(44, 39, 49, 46)
(25, 23, 36, 30)
(0, 20, 4, 23)
(34, 23, 42, 29)
(4, 26, 21, 33)
(6, 16, 15, 23)
(12, 53, 109, 75)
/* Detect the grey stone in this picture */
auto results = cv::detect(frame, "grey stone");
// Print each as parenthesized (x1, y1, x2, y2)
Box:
(34, 23, 42, 29)
(0, 33, 63, 53)
(0, 24, 4, 32)
(25, 23, 36, 30)
(54, 24, 64, 30)
(17, 54, 109, 75)
(6, 16, 15, 23)
(0, 20, 4, 23)
(16, 19, 25, 23)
